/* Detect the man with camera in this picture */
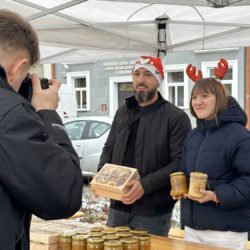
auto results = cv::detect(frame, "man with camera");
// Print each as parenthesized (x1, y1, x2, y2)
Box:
(0, 9, 83, 249)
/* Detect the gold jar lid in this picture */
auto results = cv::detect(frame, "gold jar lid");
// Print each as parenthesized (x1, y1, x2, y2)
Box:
(104, 240, 122, 247)
(75, 229, 89, 235)
(116, 232, 132, 238)
(131, 229, 147, 235)
(190, 172, 208, 179)
(90, 226, 103, 232)
(120, 237, 137, 244)
(102, 234, 119, 240)
(60, 231, 76, 238)
(87, 237, 104, 244)
(102, 228, 116, 234)
(115, 226, 130, 232)
(89, 232, 104, 237)
(72, 235, 89, 241)
(170, 171, 185, 177)
(133, 234, 150, 241)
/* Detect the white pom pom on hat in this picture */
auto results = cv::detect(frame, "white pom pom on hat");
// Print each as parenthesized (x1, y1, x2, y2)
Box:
(132, 56, 164, 85)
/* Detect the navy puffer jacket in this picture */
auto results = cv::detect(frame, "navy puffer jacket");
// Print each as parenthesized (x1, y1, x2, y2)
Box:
(181, 97, 250, 232)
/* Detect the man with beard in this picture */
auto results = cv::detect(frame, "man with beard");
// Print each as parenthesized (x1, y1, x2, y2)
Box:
(98, 56, 191, 236)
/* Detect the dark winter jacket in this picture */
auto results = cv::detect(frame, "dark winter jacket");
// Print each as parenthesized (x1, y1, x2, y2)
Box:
(99, 93, 191, 216)
(0, 66, 83, 250)
(181, 97, 250, 232)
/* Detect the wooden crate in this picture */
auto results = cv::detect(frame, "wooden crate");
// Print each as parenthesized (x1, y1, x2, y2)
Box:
(90, 163, 140, 201)
(30, 231, 59, 250)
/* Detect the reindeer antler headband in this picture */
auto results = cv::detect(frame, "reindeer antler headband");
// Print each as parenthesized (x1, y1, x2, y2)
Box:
(186, 58, 228, 83)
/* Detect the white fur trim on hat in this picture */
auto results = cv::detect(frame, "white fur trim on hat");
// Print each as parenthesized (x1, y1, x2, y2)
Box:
(133, 63, 163, 85)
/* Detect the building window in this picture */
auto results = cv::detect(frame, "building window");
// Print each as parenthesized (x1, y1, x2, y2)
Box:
(201, 60, 238, 98)
(67, 71, 90, 111)
(164, 64, 189, 109)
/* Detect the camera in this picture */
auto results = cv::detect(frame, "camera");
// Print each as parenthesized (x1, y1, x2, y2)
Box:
(18, 74, 49, 102)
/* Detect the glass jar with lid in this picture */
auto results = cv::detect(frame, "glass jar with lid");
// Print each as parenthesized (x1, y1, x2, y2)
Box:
(120, 237, 138, 250)
(170, 172, 188, 197)
(188, 172, 208, 198)
(87, 237, 104, 250)
(104, 240, 122, 250)
(133, 234, 151, 250)
(72, 235, 88, 250)
(59, 231, 75, 250)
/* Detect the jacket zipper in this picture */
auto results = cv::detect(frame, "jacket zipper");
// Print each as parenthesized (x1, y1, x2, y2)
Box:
(193, 130, 209, 229)
(195, 131, 209, 172)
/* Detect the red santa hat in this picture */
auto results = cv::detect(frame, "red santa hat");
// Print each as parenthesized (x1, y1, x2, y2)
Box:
(132, 56, 164, 85)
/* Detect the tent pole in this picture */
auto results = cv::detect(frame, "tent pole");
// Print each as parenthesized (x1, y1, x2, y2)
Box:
(246, 47, 250, 129)
(156, 15, 168, 96)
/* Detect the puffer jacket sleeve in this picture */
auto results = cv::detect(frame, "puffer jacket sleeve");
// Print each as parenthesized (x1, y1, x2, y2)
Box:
(0, 104, 83, 220)
(214, 137, 250, 209)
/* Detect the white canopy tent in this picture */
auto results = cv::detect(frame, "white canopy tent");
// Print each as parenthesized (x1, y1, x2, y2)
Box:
(2, 0, 250, 64)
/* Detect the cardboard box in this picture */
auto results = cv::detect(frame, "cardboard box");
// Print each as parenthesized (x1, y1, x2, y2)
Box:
(90, 163, 140, 201)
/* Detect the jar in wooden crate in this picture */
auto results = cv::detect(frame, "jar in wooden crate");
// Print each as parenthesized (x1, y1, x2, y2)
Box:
(170, 172, 188, 197)
(104, 240, 122, 250)
(87, 237, 104, 250)
(72, 235, 88, 250)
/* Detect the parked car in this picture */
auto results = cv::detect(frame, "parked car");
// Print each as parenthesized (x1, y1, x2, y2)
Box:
(64, 116, 113, 178)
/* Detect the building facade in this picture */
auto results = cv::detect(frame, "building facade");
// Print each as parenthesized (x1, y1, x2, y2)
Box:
(54, 48, 246, 127)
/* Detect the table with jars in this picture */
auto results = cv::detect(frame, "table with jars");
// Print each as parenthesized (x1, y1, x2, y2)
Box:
(58, 225, 230, 250)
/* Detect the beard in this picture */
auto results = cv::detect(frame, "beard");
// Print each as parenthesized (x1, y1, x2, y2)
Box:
(134, 87, 157, 104)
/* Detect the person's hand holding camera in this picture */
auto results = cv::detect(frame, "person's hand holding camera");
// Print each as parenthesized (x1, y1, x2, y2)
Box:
(31, 74, 61, 111)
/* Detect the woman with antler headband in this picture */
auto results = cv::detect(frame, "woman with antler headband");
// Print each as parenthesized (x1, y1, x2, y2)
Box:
(173, 59, 250, 250)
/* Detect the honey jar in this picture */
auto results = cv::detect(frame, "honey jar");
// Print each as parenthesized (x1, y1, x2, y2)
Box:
(188, 172, 208, 198)
(87, 237, 104, 250)
(59, 232, 75, 250)
(133, 234, 151, 250)
(170, 172, 188, 197)
(120, 238, 139, 250)
(72, 235, 88, 250)
(104, 240, 123, 250)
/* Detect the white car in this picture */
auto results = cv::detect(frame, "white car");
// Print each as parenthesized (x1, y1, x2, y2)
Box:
(64, 116, 113, 177)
